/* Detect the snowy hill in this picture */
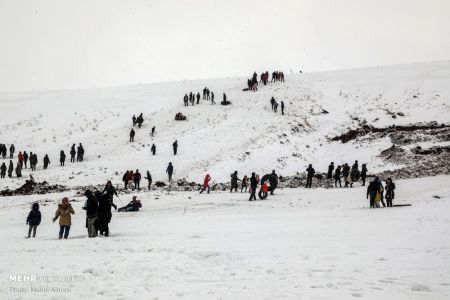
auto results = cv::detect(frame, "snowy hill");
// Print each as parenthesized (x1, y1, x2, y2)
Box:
(0, 61, 449, 190)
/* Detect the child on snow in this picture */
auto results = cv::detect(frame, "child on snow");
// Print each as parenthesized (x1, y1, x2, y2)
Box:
(26, 202, 41, 238)
(258, 181, 269, 200)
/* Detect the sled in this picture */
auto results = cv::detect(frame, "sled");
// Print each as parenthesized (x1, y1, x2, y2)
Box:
(392, 204, 412, 207)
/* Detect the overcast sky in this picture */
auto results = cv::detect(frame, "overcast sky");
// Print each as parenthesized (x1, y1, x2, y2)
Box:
(1, 0, 449, 92)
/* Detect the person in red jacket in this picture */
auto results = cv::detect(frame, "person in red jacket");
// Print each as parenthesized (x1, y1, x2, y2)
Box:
(258, 181, 268, 200)
(127, 170, 134, 189)
(18, 151, 24, 168)
(200, 174, 211, 194)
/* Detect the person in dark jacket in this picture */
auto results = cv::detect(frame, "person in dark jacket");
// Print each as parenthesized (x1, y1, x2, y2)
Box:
(15, 162, 22, 178)
(26, 202, 41, 238)
(30, 153, 38, 171)
(23, 151, 29, 168)
(122, 170, 129, 189)
(118, 196, 142, 212)
(151, 144, 156, 155)
(0, 162, 6, 178)
(269, 170, 278, 195)
(166, 163, 174, 182)
(145, 171, 152, 190)
(8, 160, 13, 178)
(9, 144, 15, 159)
(172, 140, 178, 155)
(77, 143, 85, 162)
(183, 94, 189, 106)
(133, 169, 141, 190)
(151, 126, 155, 137)
(102, 181, 118, 211)
(361, 164, 368, 186)
(249, 172, 258, 201)
(132, 115, 136, 126)
(385, 178, 396, 207)
(60, 151, 66, 166)
(43, 154, 50, 169)
(327, 162, 334, 179)
(230, 171, 240, 192)
(83, 189, 99, 237)
(281, 101, 285, 115)
(70, 144, 76, 163)
(130, 129, 135, 142)
(334, 166, 342, 187)
(196, 92, 200, 104)
(367, 177, 382, 208)
(95, 191, 113, 236)
(211, 92, 215, 104)
(306, 164, 315, 188)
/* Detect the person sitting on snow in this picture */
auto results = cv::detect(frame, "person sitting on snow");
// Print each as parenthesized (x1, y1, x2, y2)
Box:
(118, 196, 142, 212)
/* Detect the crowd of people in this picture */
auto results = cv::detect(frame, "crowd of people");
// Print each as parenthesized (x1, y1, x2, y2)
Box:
(183, 88, 216, 106)
(27, 181, 143, 239)
(246, 71, 285, 92)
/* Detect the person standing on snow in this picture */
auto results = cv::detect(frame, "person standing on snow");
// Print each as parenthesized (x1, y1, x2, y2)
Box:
(151, 126, 155, 137)
(122, 170, 129, 189)
(8, 160, 13, 178)
(367, 177, 383, 208)
(102, 181, 118, 211)
(9, 144, 15, 159)
(23, 151, 29, 168)
(327, 162, 334, 179)
(241, 175, 248, 193)
(183, 94, 189, 106)
(70, 144, 76, 163)
(60, 150, 66, 166)
(196, 92, 201, 104)
(172, 140, 178, 155)
(26, 202, 41, 238)
(53, 197, 75, 239)
(0, 162, 6, 178)
(334, 166, 342, 187)
(200, 174, 211, 194)
(18, 151, 24, 169)
(361, 164, 368, 186)
(249, 173, 258, 201)
(130, 128, 135, 142)
(385, 178, 396, 207)
(151, 144, 156, 155)
(145, 171, 152, 190)
(132, 115, 136, 126)
(15, 162, 22, 178)
(133, 169, 141, 190)
(166, 162, 174, 182)
(270, 97, 275, 111)
(82, 190, 98, 238)
(43, 154, 50, 170)
(230, 171, 241, 192)
(305, 164, 315, 188)
(281, 101, 285, 115)
(211, 92, 215, 104)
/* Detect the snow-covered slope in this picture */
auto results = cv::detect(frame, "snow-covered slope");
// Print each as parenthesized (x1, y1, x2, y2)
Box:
(0, 61, 449, 189)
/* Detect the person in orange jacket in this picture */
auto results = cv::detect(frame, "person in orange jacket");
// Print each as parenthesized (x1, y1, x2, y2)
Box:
(258, 181, 268, 200)
(200, 174, 211, 194)
(18, 151, 24, 168)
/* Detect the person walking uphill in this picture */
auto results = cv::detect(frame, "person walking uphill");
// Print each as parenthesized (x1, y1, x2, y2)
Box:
(166, 162, 174, 182)
(83, 190, 99, 238)
(361, 164, 368, 186)
(53, 197, 75, 239)
(306, 164, 315, 188)
(200, 174, 211, 194)
(8, 160, 13, 178)
(26, 202, 41, 238)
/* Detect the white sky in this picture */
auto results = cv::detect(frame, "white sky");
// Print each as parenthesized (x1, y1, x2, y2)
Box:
(1, 0, 449, 92)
